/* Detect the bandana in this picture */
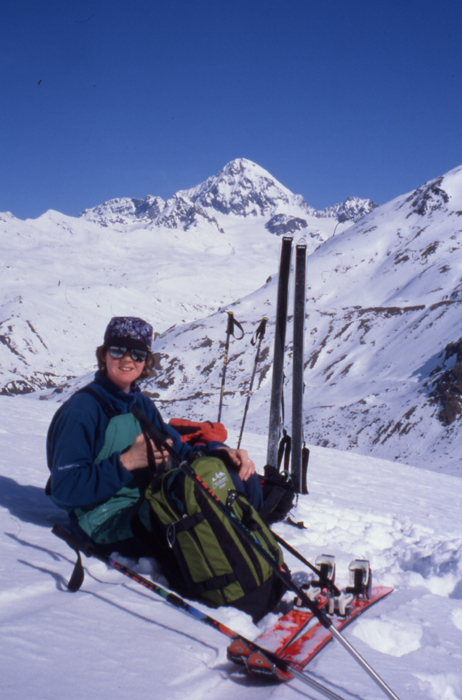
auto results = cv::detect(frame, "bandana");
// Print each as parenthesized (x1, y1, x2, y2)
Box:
(103, 316, 153, 352)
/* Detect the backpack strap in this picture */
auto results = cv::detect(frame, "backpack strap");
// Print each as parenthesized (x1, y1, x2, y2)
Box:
(77, 386, 120, 420)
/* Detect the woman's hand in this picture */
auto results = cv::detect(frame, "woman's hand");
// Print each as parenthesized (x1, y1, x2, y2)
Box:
(216, 447, 256, 481)
(120, 433, 173, 472)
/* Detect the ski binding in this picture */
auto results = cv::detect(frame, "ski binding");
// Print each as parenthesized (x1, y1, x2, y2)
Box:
(345, 559, 372, 598)
(315, 553, 336, 587)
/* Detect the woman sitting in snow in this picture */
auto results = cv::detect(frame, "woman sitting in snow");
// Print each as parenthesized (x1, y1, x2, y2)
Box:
(46, 316, 263, 557)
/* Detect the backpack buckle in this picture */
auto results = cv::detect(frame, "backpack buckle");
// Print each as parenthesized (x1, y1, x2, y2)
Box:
(227, 490, 239, 508)
(166, 515, 189, 548)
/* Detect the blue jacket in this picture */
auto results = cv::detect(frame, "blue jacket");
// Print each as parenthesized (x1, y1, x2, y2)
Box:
(47, 371, 206, 511)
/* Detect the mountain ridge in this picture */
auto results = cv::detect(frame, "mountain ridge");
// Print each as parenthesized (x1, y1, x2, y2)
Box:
(78, 158, 378, 231)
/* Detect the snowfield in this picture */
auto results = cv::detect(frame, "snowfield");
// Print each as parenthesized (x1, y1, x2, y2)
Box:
(1, 393, 462, 700)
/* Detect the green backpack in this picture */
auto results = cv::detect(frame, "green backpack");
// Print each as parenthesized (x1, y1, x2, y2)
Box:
(131, 456, 286, 621)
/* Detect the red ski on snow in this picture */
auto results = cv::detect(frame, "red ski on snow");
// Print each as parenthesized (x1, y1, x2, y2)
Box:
(244, 585, 394, 681)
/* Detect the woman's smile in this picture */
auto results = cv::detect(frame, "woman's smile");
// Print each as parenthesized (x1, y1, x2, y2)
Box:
(105, 353, 145, 391)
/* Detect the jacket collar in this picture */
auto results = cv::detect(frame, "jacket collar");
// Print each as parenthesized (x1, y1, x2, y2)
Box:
(94, 370, 142, 403)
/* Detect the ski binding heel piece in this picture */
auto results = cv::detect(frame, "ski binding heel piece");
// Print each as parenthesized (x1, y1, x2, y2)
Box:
(294, 583, 321, 608)
(314, 554, 336, 587)
(346, 559, 371, 599)
(327, 591, 354, 617)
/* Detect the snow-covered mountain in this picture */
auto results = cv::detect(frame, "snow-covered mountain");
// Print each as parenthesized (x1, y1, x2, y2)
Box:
(316, 195, 379, 222)
(0, 159, 366, 395)
(4, 157, 462, 474)
(80, 195, 165, 227)
(78, 158, 372, 234)
(140, 164, 462, 476)
(176, 158, 316, 217)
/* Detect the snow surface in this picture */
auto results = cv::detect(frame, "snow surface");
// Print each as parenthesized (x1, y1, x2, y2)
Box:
(1, 393, 462, 700)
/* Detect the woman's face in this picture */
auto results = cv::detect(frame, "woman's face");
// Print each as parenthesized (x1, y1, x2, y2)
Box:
(104, 348, 146, 393)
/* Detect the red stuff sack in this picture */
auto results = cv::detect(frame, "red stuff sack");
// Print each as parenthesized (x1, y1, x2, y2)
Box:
(168, 418, 228, 446)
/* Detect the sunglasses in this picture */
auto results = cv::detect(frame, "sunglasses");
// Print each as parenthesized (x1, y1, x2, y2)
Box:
(108, 346, 149, 363)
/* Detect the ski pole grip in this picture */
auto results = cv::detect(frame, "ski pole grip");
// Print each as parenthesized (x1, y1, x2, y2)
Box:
(52, 524, 95, 558)
(257, 316, 268, 336)
(226, 311, 235, 335)
(251, 317, 268, 345)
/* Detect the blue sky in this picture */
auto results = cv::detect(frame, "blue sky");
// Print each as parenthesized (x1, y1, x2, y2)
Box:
(1, 0, 462, 219)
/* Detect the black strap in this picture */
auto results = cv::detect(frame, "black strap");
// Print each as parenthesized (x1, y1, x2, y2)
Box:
(78, 386, 120, 420)
(67, 549, 86, 592)
(169, 512, 205, 535)
(258, 485, 287, 523)
(129, 492, 153, 552)
(52, 524, 95, 592)
(191, 572, 238, 595)
(141, 428, 157, 474)
(227, 312, 245, 340)
(301, 444, 310, 495)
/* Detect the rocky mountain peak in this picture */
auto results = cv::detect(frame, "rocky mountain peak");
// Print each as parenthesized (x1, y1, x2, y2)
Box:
(79, 195, 165, 227)
(404, 176, 450, 217)
(181, 158, 313, 217)
(316, 195, 380, 223)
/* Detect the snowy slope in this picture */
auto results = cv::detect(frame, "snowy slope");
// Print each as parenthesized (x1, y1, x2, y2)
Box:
(0, 159, 357, 396)
(139, 164, 462, 476)
(1, 394, 462, 700)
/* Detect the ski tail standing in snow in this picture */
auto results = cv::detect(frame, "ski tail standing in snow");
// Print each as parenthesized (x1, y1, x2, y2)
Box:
(259, 237, 297, 524)
(46, 315, 285, 619)
(291, 239, 309, 495)
(259, 237, 310, 525)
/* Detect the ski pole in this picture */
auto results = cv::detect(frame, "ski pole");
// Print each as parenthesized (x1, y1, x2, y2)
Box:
(52, 524, 347, 700)
(237, 317, 268, 449)
(132, 406, 401, 700)
(218, 311, 244, 423)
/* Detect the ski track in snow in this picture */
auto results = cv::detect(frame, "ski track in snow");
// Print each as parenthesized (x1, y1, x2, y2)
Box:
(1, 399, 462, 699)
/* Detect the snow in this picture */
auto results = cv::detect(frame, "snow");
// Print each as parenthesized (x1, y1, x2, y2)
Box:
(2, 157, 462, 699)
(1, 396, 462, 700)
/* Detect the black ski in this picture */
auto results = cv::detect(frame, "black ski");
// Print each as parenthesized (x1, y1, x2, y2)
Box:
(267, 236, 293, 468)
(291, 241, 308, 494)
